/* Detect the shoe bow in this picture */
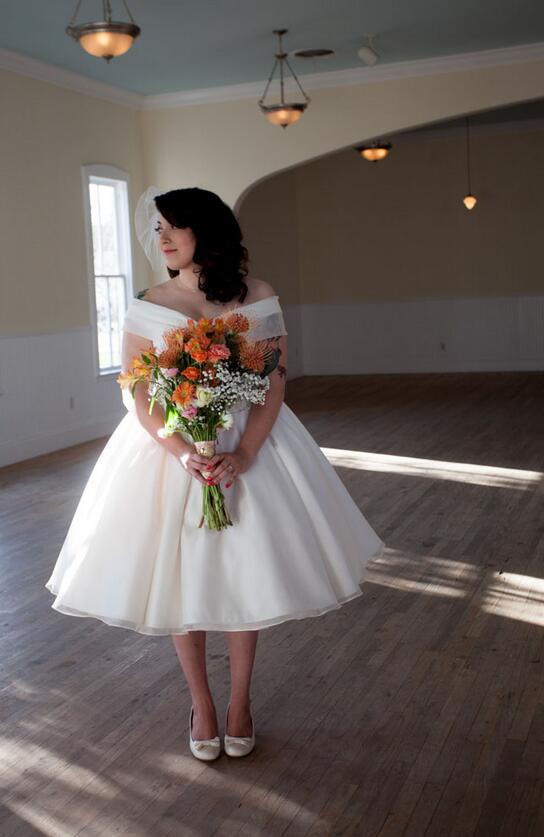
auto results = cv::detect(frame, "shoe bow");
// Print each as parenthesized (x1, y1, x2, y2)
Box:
(193, 737, 220, 750)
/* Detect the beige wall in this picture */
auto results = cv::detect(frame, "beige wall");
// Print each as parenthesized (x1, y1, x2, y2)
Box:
(235, 119, 544, 307)
(292, 122, 544, 303)
(237, 171, 301, 307)
(0, 68, 148, 335)
(2, 53, 544, 333)
(140, 57, 544, 213)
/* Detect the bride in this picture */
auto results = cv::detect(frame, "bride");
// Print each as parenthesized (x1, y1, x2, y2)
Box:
(46, 186, 385, 762)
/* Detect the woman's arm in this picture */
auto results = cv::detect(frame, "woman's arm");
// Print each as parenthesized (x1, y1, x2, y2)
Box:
(236, 333, 288, 461)
(121, 329, 192, 460)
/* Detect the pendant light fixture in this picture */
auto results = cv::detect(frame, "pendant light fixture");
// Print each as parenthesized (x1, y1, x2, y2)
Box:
(463, 116, 478, 210)
(258, 29, 311, 128)
(66, 0, 141, 62)
(354, 140, 392, 162)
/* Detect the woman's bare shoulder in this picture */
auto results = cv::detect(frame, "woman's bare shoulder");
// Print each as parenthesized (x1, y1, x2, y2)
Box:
(135, 282, 171, 304)
(244, 277, 277, 302)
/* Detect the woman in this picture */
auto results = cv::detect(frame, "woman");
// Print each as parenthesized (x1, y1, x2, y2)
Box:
(46, 186, 385, 762)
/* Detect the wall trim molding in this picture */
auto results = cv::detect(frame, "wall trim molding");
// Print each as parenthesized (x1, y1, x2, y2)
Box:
(143, 41, 544, 110)
(1, 40, 543, 111)
(0, 48, 144, 109)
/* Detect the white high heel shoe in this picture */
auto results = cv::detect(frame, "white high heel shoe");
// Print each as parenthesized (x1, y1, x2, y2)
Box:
(189, 706, 221, 761)
(224, 703, 255, 757)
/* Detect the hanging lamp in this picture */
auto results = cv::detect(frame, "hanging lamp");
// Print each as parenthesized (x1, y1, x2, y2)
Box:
(355, 140, 392, 162)
(258, 29, 311, 128)
(463, 116, 478, 210)
(66, 0, 141, 62)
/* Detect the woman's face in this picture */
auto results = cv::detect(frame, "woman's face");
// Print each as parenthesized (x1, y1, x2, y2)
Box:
(155, 214, 197, 270)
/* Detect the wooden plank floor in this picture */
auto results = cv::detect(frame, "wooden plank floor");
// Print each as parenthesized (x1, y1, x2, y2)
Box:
(1, 371, 543, 837)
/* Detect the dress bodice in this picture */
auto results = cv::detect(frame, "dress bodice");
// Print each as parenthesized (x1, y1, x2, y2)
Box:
(120, 293, 288, 417)
(122, 294, 288, 347)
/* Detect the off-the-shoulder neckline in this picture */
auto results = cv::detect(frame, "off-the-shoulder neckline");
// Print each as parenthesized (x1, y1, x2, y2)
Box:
(132, 293, 279, 321)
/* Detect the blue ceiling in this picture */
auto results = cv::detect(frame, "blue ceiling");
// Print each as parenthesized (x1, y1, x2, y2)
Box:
(1, 0, 543, 96)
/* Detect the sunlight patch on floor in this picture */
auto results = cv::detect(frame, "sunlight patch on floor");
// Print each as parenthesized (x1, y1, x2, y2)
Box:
(482, 572, 544, 626)
(321, 447, 543, 489)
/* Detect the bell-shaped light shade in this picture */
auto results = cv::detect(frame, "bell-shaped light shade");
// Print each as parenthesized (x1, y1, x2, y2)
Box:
(361, 146, 390, 161)
(266, 108, 303, 127)
(354, 142, 392, 162)
(67, 21, 140, 60)
(463, 194, 477, 210)
(80, 30, 135, 58)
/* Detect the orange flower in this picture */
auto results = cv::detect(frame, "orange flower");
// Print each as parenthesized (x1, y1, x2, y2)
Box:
(239, 342, 265, 373)
(212, 318, 227, 335)
(132, 356, 152, 379)
(158, 346, 181, 367)
(224, 313, 250, 333)
(182, 366, 200, 381)
(196, 317, 213, 333)
(116, 354, 152, 389)
(172, 381, 196, 407)
(185, 338, 208, 363)
(163, 327, 185, 349)
(116, 370, 136, 389)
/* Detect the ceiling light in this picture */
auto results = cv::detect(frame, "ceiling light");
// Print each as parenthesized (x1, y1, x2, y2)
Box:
(66, 0, 140, 62)
(463, 116, 478, 210)
(258, 29, 311, 129)
(354, 141, 392, 162)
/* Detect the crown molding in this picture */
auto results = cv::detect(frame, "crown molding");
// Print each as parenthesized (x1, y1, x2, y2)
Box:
(1, 40, 543, 112)
(0, 48, 144, 109)
(142, 40, 544, 110)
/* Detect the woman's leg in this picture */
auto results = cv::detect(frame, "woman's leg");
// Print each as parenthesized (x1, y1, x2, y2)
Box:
(172, 631, 218, 739)
(225, 630, 259, 736)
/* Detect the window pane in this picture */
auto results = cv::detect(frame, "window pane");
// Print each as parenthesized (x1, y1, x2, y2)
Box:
(89, 182, 120, 276)
(95, 275, 127, 371)
(109, 275, 126, 368)
(86, 169, 131, 375)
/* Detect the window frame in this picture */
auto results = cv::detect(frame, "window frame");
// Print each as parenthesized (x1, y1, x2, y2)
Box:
(81, 163, 135, 379)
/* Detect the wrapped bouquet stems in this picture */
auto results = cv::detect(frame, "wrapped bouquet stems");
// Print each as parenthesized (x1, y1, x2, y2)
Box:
(193, 439, 233, 530)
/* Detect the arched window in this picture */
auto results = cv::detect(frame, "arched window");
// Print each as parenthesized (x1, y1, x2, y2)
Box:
(82, 164, 134, 375)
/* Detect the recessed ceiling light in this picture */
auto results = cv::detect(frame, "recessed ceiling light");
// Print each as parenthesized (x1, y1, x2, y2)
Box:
(291, 48, 335, 59)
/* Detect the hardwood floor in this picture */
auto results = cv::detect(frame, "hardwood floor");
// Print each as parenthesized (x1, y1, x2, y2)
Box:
(1, 371, 543, 837)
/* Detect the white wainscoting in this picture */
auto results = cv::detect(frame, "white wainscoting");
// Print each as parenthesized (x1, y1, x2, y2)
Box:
(0, 304, 304, 468)
(1, 296, 540, 467)
(0, 327, 125, 468)
(300, 294, 544, 375)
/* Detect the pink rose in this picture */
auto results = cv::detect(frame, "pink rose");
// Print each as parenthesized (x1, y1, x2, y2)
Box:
(181, 405, 198, 418)
(207, 344, 231, 362)
(165, 367, 179, 377)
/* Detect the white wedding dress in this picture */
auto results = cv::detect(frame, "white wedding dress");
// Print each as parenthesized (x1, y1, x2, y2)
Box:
(45, 294, 385, 635)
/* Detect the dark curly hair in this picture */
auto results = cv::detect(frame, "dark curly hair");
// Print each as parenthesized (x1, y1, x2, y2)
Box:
(154, 187, 249, 304)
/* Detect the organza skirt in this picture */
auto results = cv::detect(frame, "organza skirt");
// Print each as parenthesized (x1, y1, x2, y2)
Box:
(45, 401, 385, 635)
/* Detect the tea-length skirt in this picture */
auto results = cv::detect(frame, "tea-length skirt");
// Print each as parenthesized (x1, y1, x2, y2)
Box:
(45, 400, 385, 635)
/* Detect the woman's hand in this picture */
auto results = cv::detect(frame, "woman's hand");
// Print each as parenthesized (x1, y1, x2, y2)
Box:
(178, 445, 222, 485)
(204, 447, 255, 486)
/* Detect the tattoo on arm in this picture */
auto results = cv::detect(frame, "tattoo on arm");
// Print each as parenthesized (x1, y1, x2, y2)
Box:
(259, 336, 287, 378)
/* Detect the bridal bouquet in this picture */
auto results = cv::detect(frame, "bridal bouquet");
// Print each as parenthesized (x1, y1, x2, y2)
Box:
(117, 311, 281, 530)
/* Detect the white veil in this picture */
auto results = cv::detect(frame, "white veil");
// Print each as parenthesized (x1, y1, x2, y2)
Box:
(134, 185, 165, 272)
